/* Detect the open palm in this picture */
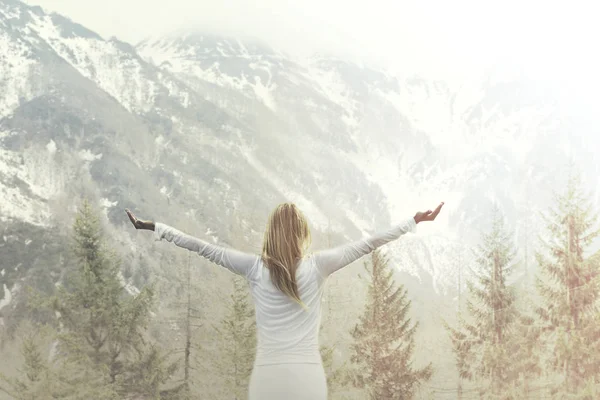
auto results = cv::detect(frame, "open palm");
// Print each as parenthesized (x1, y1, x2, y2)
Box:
(125, 209, 154, 230)
(415, 202, 444, 223)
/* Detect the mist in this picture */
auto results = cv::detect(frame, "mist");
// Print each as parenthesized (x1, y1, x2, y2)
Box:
(1, 0, 600, 399)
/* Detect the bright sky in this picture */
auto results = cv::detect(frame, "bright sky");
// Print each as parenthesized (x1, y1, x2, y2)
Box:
(24, 0, 600, 87)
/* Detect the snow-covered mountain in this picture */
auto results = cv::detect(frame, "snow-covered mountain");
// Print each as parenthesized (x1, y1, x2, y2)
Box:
(2, 0, 599, 296)
(1, 0, 599, 396)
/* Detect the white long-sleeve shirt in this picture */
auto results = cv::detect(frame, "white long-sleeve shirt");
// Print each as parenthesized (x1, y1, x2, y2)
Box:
(154, 217, 417, 366)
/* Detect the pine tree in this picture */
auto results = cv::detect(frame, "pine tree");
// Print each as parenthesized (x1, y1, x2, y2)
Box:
(122, 344, 180, 399)
(349, 250, 432, 399)
(0, 321, 110, 400)
(509, 312, 543, 397)
(445, 207, 535, 399)
(181, 253, 203, 399)
(0, 330, 54, 400)
(535, 171, 600, 398)
(155, 251, 205, 400)
(214, 275, 256, 400)
(445, 315, 475, 399)
(49, 199, 177, 398)
(320, 341, 346, 393)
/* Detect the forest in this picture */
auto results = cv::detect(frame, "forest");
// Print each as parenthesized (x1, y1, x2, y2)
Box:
(1, 170, 598, 400)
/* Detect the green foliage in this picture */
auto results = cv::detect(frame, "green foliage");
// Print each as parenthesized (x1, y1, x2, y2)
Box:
(0, 330, 52, 400)
(121, 345, 180, 399)
(214, 275, 256, 399)
(445, 207, 540, 398)
(49, 200, 157, 393)
(0, 222, 66, 340)
(535, 171, 600, 398)
(4, 199, 180, 399)
(320, 341, 347, 392)
(348, 250, 432, 399)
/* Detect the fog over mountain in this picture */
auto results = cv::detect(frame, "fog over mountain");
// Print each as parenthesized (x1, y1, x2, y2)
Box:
(1, 0, 599, 398)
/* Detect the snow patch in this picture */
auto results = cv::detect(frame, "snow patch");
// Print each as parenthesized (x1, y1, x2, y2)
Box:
(100, 198, 118, 218)
(78, 149, 102, 161)
(118, 271, 141, 296)
(0, 283, 13, 311)
(28, 12, 158, 113)
(0, 147, 57, 226)
(0, 28, 38, 118)
(252, 76, 277, 110)
(0, 4, 21, 20)
(100, 198, 118, 208)
(159, 186, 173, 198)
(137, 38, 277, 110)
(46, 139, 57, 154)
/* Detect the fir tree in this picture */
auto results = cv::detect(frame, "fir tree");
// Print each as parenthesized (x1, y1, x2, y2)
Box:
(508, 312, 543, 397)
(320, 341, 346, 392)
(122, 344, 180, 399)
(0, 322, 112, 400)
(214, 275, 256, 400)
(445, 207, 535, 398)
(535, 171, 600, 398)
(156, 251, 205, 400)
(349, 250, 432, 399)
(49, 199, 177, 398)
(0, 330, 53, 400)
(181, 253, 203, 399)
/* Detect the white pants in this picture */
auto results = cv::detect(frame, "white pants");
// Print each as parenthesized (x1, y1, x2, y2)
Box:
(248, 363, 328, 400)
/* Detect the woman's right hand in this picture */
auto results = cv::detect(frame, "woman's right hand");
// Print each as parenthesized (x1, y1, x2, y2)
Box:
(126, 209, 155, 231)
(414, 202, 444, 224)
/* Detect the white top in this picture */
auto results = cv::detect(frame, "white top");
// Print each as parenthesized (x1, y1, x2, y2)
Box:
(154, 217, 416, 366)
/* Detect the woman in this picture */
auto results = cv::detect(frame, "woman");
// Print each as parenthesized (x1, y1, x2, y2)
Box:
(126, 201, 444, 399)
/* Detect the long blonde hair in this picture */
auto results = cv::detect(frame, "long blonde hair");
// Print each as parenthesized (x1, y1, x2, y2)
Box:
(261, 203, 311, 306)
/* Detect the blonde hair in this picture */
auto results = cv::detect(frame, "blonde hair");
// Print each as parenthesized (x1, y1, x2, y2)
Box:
(262, 203, 311, 307)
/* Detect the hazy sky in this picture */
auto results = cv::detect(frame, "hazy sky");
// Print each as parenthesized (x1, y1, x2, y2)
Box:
(24, 0, 600, 86)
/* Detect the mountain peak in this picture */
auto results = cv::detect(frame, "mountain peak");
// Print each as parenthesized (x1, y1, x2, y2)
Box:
(48, 12, 103, 40)
(138, 31, 279, 61)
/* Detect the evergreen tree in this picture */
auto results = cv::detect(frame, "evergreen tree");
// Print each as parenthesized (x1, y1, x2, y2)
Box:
(320, 341, 346, 392)
(0, 322, 114, 400)
(122, 344, 180, 399)
(214, 275, 256, 400)
(509, 312, 543, 397)
(49, 200, 177, 398)
(445, 207, 535, 398)
(0, 330, 54, 400)
(155, 251, 205, 400)
(535, 172, 600, 398)
(180, 254, 203, 399)
(349, 250, 432, 399)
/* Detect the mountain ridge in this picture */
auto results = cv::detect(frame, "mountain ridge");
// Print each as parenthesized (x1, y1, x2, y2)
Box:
(1, 1, 599, 397)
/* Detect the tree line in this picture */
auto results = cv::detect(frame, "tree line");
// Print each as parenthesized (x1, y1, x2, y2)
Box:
(1, 172, 599, 399)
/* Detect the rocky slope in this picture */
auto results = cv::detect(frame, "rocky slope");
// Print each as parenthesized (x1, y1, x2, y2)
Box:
(1, 0, 599, 397)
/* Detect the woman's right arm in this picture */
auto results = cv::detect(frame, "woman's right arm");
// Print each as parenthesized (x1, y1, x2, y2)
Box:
(313, 202, 444, 277)
(125, 209, 259, 278)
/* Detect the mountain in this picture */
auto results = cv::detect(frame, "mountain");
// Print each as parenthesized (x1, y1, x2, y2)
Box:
(1, 0, 599, 398)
